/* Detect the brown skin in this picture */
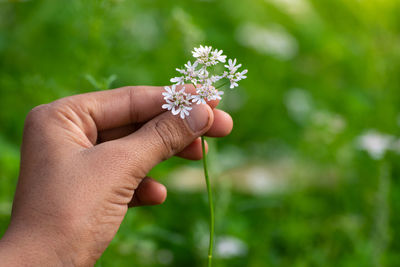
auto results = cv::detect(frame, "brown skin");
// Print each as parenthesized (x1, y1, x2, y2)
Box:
(0, 85, 233, 266)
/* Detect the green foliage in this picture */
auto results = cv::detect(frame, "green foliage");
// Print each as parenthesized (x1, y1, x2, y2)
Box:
(1, 0, 400, 266)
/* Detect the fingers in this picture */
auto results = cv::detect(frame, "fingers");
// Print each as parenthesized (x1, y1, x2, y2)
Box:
(59, 84, 218, 132)
(176, 137, 208, 160)
(97, 109, 231, 143)
(175, 109, 232, 160)
(128, 177, 167, 207)
(97, 124, 140, 143)
(205, 109, 233, 137)
(97, 109, 232, 160)
(66, 86, 171, 131)
(103, 103, 214, 176)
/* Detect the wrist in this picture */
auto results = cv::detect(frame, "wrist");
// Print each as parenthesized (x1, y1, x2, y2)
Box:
(0, 220, 96, 267)
(0, 226, 69, 266)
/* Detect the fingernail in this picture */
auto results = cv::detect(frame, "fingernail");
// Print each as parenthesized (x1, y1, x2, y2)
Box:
(186, 104, 210, 132)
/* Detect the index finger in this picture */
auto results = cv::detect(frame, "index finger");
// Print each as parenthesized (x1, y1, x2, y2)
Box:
(59, 84, 218, 132)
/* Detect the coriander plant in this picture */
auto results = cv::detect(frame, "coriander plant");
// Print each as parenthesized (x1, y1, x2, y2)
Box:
(162, 45, 247, 266)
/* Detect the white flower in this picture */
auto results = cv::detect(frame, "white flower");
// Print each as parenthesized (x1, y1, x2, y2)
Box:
(184, 60, 198, 73)
(226, 69, 248, 89)
(210, 48, 227, 64)
(226, 72, 239, 88)
(216, 236, 248, 259)
(170, 76, 185, 85)
(224, 58, 242, 73)
(209, 75, 223, 83)
(164, 45, 247, 119)
(357, 130, 394, 160)
(175, 67, 187, 75)
(192, 45, 212, 59)
(197, 68, 209, 83)
(224, 58, 247, 88)
(191, 94, 207, 105)
(173, 103, 192, 119)
(192, 84, 224, 104)
(183, 61, 199, 84)
(192, 45, 213, 66)
(210, 87, 224, 100)
(162, 84, 177, 100)
(229, 79, 239, 89)
(235, 69, 248, 81)
(162, 85, 193, 119)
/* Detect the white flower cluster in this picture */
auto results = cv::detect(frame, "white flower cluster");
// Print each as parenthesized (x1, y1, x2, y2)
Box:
(162, 45, 248, 119)
(357, 130, 400, 160)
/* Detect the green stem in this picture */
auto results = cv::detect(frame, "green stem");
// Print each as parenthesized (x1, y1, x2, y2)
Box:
(372, 160, 390, 266)
(215, 81, 229, 90)
(201, 136, 214, 267)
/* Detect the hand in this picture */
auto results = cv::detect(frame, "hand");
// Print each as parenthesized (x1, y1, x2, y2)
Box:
(0, 85, 233, 266)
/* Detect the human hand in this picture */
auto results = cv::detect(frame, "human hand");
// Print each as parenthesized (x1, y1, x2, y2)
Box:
(0, 85, 233, 266)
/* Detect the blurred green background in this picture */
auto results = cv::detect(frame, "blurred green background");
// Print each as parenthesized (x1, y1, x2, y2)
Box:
(1, 0, 400, 266)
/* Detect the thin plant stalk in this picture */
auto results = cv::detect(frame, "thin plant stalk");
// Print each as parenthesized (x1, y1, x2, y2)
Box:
(201, 136, 214, 267)
(371, 160, 390, 266)
(215, 81, 229, 90)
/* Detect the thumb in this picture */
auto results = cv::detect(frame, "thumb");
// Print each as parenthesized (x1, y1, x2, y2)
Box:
(109, 104, 214, 176)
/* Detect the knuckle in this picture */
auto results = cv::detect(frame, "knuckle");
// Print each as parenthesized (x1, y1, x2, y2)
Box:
(49, 98, 74, 114)
(24, 98, 74, 131)
(25, 104, 51, 129)
(153, 118, 183, 157)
